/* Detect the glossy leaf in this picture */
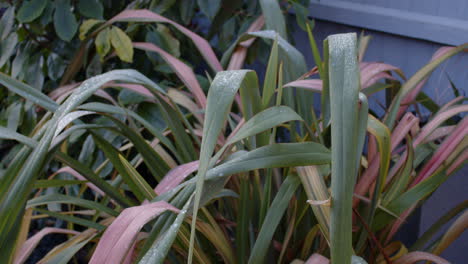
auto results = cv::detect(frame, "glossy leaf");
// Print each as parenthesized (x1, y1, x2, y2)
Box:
(78, 0, 103, 19)
(16, 0, 47, 23)
(54, 0, 78, 41)
(197, 0, 221, 20)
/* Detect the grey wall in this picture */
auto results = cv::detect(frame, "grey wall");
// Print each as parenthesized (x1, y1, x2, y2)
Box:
(291, 18, 467, 262)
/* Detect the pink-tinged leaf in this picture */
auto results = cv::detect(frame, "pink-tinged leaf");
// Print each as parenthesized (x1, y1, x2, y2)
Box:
(433, 210, 468, 256)
(391, 113, 419, 152)
(438, 96, 465, 113)
(103, 82, 153, 98)
(122, 232, 148, 264)
(423, 125, 456, 143)
(227, 16, 265, 70)
(49, 83, 80, 100)
(106, 10, 222, 72)
(360, 62, 402, 88)
(55, 167, 105, 196)
(226, 118, 245, 142)
(397, 47, 455, 119)
(393, 252, 450, 264)
(14, 228, 79, 264)
(154, 160, 199, 195)
(447, 149, 467, 174)
(367, 134, 377, 161)
(94, 89, 119, 105)
(387, 118, 467, 240)
(354, 113, 418, 206)
(134, 42, 206, 108)
(412, 117, 468, 186)
(388, 105, 468, 183)
(89, 201, 179, 264)
(284, 79, 323, 93)
(363, 72, 396, 88)
(305, 253, 330, 264)
(414, 105, 468, 146)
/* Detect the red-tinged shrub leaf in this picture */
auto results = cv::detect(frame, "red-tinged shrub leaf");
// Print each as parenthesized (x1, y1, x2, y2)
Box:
(14, 227, 79, 264)
(284, 79, 323, 93)
(414, 105, 468, 146)
(447, 149, 467, 174)
(134, 42, 207, 108)
(394, 252, 450, 264)
(412, 117, 468, 185)
(89, 201, 179, 264)
(359, 62, 403, 88)
(55, 167, 105, 196)
(397, 47, 455, 119)
(388, 105, 467, 182)
(154, 160, 199, 195)
(227, 16, 265, 70)
(439, 96, 465, 113)
(49, 83, 80, 101)
(106, 9, 222, 72)
(390, 113, 419, 152)
(103, 82, 153, 98)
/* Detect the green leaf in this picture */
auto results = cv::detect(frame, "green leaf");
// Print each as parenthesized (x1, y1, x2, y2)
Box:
(33, 179, 86, 188)
(0, 32, 18, 68)
(79, 19, 102, 40)
(248, 174, 300, 264)
(262, 37, 279, 108)
(55, 152, 135, 208)
(385, 43, 468, 127)
(78, 0, 103, 19)
(0, 72, 58, 112)
(6, 101, 23, 131)
(179, 0, 196, 24)
(227, 106, 302, 146)
(383, 137, 414, 205)
(188, 70, 257, 263)
(0, 70, 164, 260)
(327, 33, 366, 264)
(40, 236, 94, 264)
(16, 0, 47, 23)
(156, 25, 181, 57)
(33, 207, 105, 230)
(259, 0, 287, 39)
(109, 26, 134, 62)
(411, 200, 468, 251)
(204, 143, 331, 187)
(373, 170, 446, 231)
(150, 0, 176, 14)
(47, 53, 67, 81)
(356, 114, 390, 250)
(292, 2, 312, 31)
(95, 28, 111, 60)
(92, 134, 153, 202)
(54, 0, 78, 41)
(118, 154, 157, 200)
(0, 6, 15, 40)
(139, 196, 193, 263)
(0, 126, 36, 147)
(197, 0, 221, 20)
(27, 194, 118, 216)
